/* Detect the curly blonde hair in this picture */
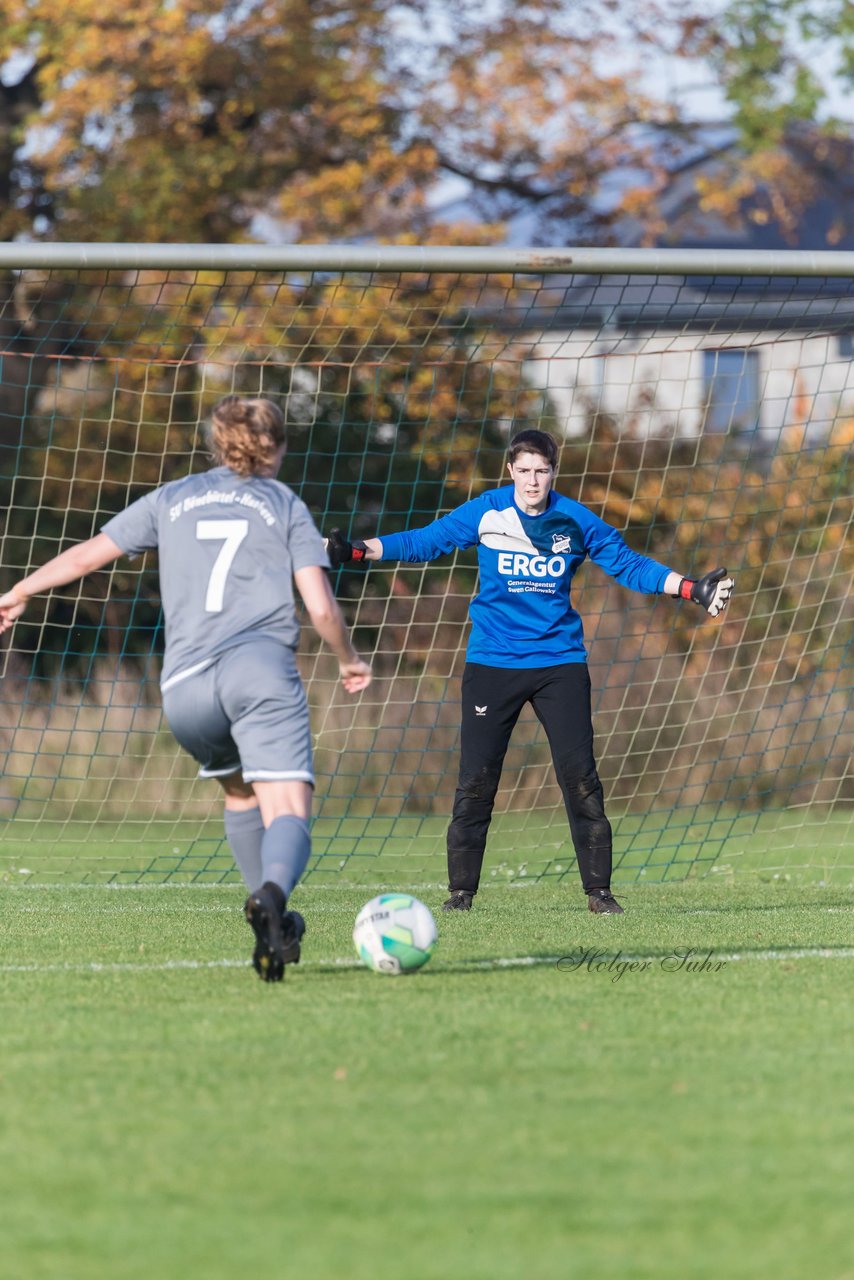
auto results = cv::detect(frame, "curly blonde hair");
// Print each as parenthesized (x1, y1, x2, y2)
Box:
(208, 396, 286, 476)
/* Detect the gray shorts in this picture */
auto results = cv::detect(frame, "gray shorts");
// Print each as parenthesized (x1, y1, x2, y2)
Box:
(161, 639, 313, 784)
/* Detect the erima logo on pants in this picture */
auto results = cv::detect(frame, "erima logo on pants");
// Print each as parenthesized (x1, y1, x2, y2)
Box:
(497, 552, 567, 578)
(475, 705, 487, 716)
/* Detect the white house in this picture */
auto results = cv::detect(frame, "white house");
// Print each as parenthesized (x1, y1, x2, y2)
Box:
(450, 123, 854, 446)
(519, 276, 854, 445)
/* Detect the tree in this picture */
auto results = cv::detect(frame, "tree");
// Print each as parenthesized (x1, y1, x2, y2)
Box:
(0, 0, 850, 668)
(0, 0, 410, 243)
(0, 0, 700, 245)
(675, 1, 854, 236)
(693, 0, 853, 148)
(0, 1, 850, 246)
(0, 0, 706, 675)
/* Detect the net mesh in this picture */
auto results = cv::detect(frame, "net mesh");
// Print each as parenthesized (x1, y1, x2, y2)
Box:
(0, 261, 851, 885)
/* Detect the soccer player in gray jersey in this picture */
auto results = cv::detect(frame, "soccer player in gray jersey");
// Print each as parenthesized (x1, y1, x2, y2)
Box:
(0, 396, 372, 982)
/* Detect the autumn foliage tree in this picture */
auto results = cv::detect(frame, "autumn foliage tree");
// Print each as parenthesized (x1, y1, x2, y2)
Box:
(0, 1, 703, 625)
(0, 0, 850, 245)
(0, 0, 720, 245)
(0, 0, 707, 655)
(0, 0, 850, 819)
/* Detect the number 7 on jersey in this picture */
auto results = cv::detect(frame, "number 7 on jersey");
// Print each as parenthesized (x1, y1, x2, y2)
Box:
(196, 519, 249, 612)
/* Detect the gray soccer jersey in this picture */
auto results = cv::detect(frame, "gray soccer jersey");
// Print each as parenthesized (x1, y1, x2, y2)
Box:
(101, 466, 330, 690)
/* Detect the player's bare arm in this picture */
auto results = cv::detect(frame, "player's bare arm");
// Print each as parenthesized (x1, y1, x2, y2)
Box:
(0, 533, 124, 631)
(293, 564, 372, 693)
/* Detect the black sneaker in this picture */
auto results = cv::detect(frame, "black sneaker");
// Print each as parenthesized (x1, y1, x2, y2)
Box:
(587, 889, 625, 915)
(442, 889, 474, 912)
(244, 884, 306, 981)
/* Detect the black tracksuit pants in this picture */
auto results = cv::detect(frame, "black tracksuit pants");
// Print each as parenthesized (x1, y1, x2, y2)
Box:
(446, 662, 612, 896)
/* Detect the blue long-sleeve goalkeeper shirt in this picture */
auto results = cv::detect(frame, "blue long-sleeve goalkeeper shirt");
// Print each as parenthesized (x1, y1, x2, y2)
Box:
(378, 485, 674, 668)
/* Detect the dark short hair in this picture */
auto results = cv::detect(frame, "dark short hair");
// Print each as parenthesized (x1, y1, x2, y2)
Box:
(508, 429, 558, 469)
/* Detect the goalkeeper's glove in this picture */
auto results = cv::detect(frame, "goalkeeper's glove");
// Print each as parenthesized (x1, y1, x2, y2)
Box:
(678, 567, 734, 618)
(325, 527, 368, 568)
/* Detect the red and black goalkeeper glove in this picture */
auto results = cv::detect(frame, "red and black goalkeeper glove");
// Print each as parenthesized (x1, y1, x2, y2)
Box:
(678, 567, 734, 618)
(325, 527, 368, 568)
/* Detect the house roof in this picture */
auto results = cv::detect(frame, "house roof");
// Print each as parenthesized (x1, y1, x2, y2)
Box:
(651, 125, 854, 255)
(440, 124, 854, 334)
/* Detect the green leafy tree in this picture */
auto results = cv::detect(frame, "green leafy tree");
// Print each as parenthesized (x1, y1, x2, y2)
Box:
(676, 1, 854, 238)
(691, 0, 853, 148)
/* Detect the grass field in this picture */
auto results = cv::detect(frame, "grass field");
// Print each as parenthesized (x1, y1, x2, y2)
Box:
(2, 805, 852, 885)
(1, 874, 853, 1280)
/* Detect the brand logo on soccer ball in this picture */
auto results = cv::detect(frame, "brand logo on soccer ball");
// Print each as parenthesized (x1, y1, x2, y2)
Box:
(551, 531, 572, 553)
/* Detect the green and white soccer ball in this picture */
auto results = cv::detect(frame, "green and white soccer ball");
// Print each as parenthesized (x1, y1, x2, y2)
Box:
(353, 894, 438, 975)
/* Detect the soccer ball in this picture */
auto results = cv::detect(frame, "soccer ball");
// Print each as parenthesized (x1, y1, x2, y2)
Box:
(353, 894, 438, 975)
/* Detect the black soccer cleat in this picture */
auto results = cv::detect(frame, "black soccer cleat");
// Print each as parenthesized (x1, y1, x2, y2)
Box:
(244, 884, 306, 982)
(442, 889, 474, 912)
(587, 889, 625, 915)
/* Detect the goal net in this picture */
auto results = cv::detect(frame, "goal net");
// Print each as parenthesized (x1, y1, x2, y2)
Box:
(0, 246, 851, 886)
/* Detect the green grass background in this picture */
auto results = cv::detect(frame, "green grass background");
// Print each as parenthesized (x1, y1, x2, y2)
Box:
(1, 873, 852, 1280)
(2, 805, 852, 886)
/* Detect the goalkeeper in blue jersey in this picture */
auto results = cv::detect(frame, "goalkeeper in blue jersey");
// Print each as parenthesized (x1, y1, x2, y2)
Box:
(0, 396, 372, 978)
(326, 428, 732, 915)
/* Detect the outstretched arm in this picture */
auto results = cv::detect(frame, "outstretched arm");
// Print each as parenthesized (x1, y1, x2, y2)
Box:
(0, 533, 125, 632)
(293, 564, 372, 693)
(583, 516, 734, 620)
(324, 501, 482, 569)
